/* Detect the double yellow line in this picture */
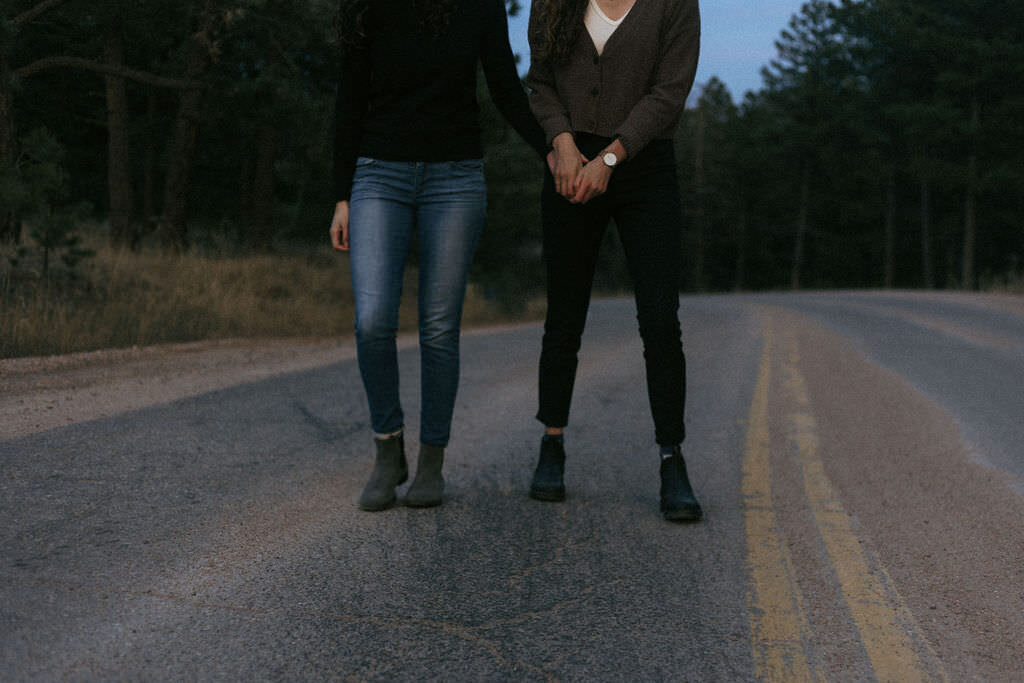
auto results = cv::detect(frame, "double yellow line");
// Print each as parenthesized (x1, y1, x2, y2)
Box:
(742, 319, 943, 681)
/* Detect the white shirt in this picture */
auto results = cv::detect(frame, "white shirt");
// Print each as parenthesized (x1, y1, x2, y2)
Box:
(584, 0, 632, 56)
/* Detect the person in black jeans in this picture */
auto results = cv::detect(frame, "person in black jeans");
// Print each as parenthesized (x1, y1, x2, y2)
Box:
(524, 0, 703, 521)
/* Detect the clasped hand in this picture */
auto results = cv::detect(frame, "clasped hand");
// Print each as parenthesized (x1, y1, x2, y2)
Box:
(547, 133, 613, 205)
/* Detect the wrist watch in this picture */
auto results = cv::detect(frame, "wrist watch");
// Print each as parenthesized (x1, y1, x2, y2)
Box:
(602, 151, 619, 169)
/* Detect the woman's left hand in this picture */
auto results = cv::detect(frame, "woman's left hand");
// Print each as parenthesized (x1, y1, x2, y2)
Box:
(571, 159, 613, 205)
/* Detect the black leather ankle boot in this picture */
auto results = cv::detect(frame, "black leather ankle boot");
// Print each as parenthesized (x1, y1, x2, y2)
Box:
(530, 437, 566, 502)
(660, 447, 702, 522)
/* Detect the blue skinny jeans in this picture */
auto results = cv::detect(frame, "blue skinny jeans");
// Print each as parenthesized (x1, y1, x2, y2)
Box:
(348, 158, 486, 447)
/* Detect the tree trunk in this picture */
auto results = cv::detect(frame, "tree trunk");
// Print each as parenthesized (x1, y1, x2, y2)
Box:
(920, 174, 933, 289)
(104, 31, 137, 248)
(287, 107, 333, 236)
(142, 91, 160, 228)
(13, 0, 72, 27)
(156, 90, 205, 251)
(1, 51, 21, 245)
(5, 0, 184, 246)
(884, 170, 896, 288)
(155, 9, 222, 250)
(961, 95, 979, 290)
(249, 123, 277, 250)
(287, 158, 309, 237)
(791, 164, 810, 290)
(238, 146, 255, 232)
(4, 0, 74, 246)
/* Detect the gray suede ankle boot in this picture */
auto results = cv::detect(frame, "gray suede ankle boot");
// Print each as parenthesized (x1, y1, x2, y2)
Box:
(404, 444, 445, 508)
(358, 433, 408, 511)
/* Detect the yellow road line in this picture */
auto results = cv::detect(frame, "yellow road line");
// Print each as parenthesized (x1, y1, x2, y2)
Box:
(781, 331, 943, 683)
(742, 323, 814, 681)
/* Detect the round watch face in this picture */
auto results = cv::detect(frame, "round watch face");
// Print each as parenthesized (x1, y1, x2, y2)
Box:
(603, 152, 618, 167)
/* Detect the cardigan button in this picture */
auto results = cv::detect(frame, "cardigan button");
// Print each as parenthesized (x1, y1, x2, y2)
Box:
(590, 87, 599, 97)
(593, 55, 599, 65)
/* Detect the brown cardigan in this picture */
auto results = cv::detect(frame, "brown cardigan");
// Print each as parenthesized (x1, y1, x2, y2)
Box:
(525, 0, 701, 158)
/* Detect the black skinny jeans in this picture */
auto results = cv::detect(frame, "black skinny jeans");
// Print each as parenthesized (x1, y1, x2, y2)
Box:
(536, 134, 687, 447)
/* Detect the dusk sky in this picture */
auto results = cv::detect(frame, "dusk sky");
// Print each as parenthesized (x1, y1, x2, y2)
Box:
(507, 1, 808, 102)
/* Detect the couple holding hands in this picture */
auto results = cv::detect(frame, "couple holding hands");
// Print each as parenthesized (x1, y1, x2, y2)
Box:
(329, 0, 702, 522)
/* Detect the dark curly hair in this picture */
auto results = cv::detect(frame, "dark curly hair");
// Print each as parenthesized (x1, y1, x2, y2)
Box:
(339, 0, 458, 44)
(529, 0, 587, 64)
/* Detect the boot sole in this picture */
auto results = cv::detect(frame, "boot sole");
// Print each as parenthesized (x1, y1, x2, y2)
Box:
(405, 497, 443, 508)
(529, 486, 566, 502)
(358, 496, 396, 512)
(662, 505, 703, 522)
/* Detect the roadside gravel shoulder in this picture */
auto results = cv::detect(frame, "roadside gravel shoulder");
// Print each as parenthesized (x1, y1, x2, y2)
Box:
(0, 337, 363, 440)
(0, 320, 536, 441)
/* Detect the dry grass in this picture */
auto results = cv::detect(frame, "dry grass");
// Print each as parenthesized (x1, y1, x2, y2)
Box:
(981, 270, 1024, 295)
(1, 232, 539, 360)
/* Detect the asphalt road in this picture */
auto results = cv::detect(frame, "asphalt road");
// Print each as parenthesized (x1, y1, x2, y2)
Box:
(3, 292, 1023, 680)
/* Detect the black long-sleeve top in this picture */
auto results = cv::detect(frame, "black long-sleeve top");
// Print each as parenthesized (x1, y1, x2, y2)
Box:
(333, 0, 548, 201)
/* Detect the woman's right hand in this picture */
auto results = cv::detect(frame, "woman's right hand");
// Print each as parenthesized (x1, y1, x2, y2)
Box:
(329, 200, 350, 252)
(550, 132, 587, 201)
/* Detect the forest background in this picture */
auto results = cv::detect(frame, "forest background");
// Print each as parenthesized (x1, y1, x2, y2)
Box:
(1, 0, 1022, 358)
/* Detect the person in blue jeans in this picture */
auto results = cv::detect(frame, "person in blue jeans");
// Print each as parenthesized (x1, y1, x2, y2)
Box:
(330, 0, 548, 510)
